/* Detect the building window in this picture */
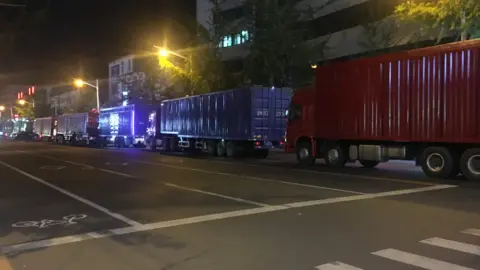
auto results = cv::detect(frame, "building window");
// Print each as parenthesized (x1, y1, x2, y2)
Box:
(241, 30, 249, 42)
(219, 30, 249, 48)
(222, 36, 232, 47)
(110, 65, 120, 77)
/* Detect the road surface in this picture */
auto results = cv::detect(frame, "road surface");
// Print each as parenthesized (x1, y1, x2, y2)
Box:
(0, 141, 479, 270)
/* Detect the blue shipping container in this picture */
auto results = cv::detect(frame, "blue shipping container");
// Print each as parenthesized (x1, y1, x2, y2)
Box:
(160, 86, 292, 142)
(99, 104, 151, 137)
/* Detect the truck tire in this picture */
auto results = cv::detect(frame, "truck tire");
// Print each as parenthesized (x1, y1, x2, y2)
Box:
(169, 137, 177, 152)
(217, 141, 226, 157)
(164, 138, 171, 152)
(420, 147, 457, 179)
(206, 141, 217, 156)
(226, 141, 237, 157)
(359, 160, 379, 168)
(255, 149, 269, 158)
(296, 141, 315, 165)
(459, 148, 480, 181)
(324, 144, 347, 168)
(57, 136, 64, 145)
(147, 137, 156, 151)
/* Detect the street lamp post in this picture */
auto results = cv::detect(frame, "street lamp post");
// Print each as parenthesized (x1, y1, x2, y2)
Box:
(74, 78, 100, 111)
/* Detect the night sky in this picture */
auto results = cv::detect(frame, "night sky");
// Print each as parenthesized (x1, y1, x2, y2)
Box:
(1, 0, 196, 85)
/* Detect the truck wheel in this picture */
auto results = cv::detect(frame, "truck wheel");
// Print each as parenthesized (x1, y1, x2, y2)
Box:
(163, 138, 171, 152)
(148, 137, 156, 151)
(359, 160, 379, 168)
(459, 148, 480, 181)
(226, 141, 237, 157)
(217, 141, 226, 157)
(296, 141, 315, 165)
(255, 149, 269, 158)
(169, 137, 177, 152)
(324, 145, 347, 168)
(206, 141, 217, 156)
(420, 147, 457, 179)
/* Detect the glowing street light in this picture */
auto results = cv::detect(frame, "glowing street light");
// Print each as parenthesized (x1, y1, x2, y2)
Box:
(158, 49, 169, 57)
(74, 79, 85, 88)
(73, 78, 100, 111)
(0, 105, 5, 111)
(18, 99, 26, 105)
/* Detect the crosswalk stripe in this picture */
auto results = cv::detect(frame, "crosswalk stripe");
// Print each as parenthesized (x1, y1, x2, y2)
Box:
(420, 237, 480, 256)
(315, 261, 363, 270)
(372, 248, 475, 270)
(462, 228, 480, 237)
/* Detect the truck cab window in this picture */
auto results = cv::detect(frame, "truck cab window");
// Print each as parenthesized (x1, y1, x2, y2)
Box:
(288, 104, 303, 122)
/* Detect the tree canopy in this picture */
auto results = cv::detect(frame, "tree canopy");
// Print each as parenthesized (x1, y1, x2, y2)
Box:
(394, 0, 480, 41)
(242, 0, 335, 87)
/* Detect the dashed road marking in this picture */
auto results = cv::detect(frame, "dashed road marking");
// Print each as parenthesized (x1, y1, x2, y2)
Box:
(463, 228, 480, 237)
(315, 261, 363, 269)
(39, 165, 66, 171)
(164, 183, 270, 207)
(35, 154, 134, 178)
(32, 154, 269, 207)
(372, 248, 475, 270)
(0, 161, 141, 227)
(420, 237, 480, 256)
(136, 160, 367, 195)
(1, 184, 456, 255)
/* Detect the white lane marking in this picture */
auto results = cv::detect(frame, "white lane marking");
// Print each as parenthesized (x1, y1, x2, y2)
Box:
(164, 183, 270, 207)
(137, 160, 366, 195)
(209, 159, 436, 186)
(35, 154, 268, 207)
(285, 184, 455, 208)
(315, 261, 363, 269)
(420, 237, 480, 256)
(462, 228, 480, 237)
(0, 161, 141, 227)
(372, 248, 475, 270)
(39, 165, 66, 171)
(2, 184, 457, 255)
(35, 154, 134, 178)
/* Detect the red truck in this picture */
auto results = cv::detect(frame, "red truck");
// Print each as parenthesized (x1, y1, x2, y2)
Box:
(286, 39, 480, 181)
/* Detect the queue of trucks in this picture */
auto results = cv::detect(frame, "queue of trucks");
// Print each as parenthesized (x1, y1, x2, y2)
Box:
(32, 86, 293, 158)
(27, 39, 480, 181)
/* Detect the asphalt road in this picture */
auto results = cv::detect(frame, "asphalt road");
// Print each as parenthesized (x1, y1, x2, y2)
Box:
(1, 140, 480, 270)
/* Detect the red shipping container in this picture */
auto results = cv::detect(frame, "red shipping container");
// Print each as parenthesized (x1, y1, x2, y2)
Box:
(314, 39, 480, 143)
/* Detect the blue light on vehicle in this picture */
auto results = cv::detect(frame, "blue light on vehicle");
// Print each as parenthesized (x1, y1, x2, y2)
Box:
(131, 109, 135, 136)
(109, 113, 119, 135)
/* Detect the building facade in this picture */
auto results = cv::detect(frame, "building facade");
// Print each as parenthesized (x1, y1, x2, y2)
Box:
(197, 0, 421, 66)
(108, 55, 149, 106)
(108, 54, 173, 106)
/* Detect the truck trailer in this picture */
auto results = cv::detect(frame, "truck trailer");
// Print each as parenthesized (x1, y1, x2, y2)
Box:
(33, 117, 54, 141)
(53, 112, 99, 145)
(99, 104, 152, 147)
(146, 86, 292, 157)
(286, 39, 480, 181)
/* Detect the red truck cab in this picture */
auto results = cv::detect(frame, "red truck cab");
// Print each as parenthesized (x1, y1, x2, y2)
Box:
(285, 86, 315, 156)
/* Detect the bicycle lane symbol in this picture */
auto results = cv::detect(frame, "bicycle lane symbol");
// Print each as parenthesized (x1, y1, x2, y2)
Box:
(12, 214, 88, 229)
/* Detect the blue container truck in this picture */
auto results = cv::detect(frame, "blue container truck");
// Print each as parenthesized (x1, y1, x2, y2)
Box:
(145, 86, 292, 157)
(99, 103, 152, 147)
